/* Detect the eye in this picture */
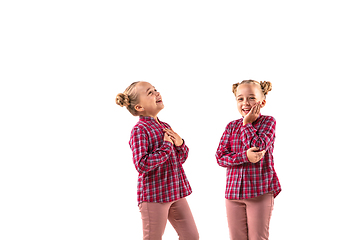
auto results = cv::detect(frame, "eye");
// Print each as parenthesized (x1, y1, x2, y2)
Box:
(237, 98, 243, 102)
(250, 97, 256, 100)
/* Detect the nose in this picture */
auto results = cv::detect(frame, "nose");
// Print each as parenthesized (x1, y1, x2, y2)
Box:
(243, 98, 250, 106)
(155, 91, 160, 97)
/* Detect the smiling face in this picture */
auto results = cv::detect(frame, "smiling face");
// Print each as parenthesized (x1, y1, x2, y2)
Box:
(134, 81, 164, 118)
(235, 83, 266, 117)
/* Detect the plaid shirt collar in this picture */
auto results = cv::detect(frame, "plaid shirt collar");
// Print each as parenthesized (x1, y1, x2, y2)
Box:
(139, 115, 156, 121)
(139, 115, 166, 129)
(139, 115, 160, 122)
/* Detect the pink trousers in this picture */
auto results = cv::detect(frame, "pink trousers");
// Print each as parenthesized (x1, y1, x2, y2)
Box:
(139, 198, 199, 240)
(226, 192, 274, 240)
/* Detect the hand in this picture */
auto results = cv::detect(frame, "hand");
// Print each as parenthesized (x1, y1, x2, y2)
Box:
(243, 101, 261, 126)
(164, 132, 174, 144)
(163, 128, 183, 146)
(246, 147, 266, 163)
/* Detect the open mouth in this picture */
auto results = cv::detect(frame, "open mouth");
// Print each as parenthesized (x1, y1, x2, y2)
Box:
(242, 108, 251, 114)
(156, 99, 163, 104)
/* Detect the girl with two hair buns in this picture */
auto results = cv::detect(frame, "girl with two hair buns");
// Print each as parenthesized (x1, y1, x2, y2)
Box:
(115, 81, 199, 240)
(215, 80, 281, 240)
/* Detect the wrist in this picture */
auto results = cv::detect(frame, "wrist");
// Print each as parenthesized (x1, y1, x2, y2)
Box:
(175, 139, 184, 147)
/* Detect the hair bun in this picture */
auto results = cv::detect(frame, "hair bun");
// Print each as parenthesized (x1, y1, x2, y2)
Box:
(232, 83, 240, 95)
(115, 93, 130, 107)
(260, 81, 272, 96)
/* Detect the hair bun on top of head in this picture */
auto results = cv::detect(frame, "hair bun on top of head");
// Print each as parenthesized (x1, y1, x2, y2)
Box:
(259, 81, 272, 96)
(115, 93, 130, 107)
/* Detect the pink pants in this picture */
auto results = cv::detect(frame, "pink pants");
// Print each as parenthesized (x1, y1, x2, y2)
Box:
(226, 192, 274, 240)
(139, 198, 199, 240)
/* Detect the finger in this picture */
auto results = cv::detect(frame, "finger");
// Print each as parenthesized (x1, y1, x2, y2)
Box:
(249, 147, 260, 152)
(256, 151, 264, 156)
(255, 102, 260, 114)
(165, 133, 173, 138)
(250, 104, 256, 114)
(256, 153, 264, 161)
(163, 129, 172, 135)
(255, 106, 260, 115)
(169, 129, 177, 136)
(167, 129, 179, 139)
(164, 128, 174, 134)
(260, 151, 266, 158)
(166, 132, 176, 139)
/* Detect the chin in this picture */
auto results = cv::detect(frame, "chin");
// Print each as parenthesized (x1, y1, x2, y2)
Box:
(237, 110, 245, 117)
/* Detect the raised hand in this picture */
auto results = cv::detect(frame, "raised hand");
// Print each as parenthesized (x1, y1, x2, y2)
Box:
(164, 132, 174, 144)
(243, 101, 261, 126)
(163, 128, 183, 146)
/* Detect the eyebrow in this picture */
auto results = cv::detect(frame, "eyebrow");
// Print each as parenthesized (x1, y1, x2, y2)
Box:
(237, 94, 255, 97)
(146, 86, 155, 93)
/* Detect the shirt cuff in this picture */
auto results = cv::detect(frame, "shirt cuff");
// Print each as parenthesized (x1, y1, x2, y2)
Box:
(242, 150, 250, 163)
(175, 139, 186, 150)
(242, 122, 253, 128)
(162, 140, 173, 149)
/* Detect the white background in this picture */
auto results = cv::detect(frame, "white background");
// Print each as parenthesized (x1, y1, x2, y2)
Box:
(1, 0, 360, 239)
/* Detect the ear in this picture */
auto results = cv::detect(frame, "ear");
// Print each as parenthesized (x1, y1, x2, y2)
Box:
(134, 104, 145, 113)
(260, 99, 266, 108)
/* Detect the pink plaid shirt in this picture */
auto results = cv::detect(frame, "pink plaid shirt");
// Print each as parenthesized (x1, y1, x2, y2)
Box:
(129, 116, 192, 205)
(216, 115, 281, 200)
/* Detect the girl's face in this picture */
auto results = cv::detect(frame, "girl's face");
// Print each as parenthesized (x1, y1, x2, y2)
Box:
(135, 82, 164, 118)
(235, 84, 266, 117)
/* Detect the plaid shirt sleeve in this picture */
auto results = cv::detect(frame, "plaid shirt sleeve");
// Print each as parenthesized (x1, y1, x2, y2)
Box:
(129, 126, 173, 174)
(240, 116, 276, 151)
(216, 122, 249, 167)
(174, 140, 189, 164)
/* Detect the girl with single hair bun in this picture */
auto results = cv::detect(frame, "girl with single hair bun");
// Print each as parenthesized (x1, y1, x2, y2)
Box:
(115, 81, 140, 116)
(115, 93, 130, 107)
(115, 81, 199, 240)
(216, 79, 281, 240)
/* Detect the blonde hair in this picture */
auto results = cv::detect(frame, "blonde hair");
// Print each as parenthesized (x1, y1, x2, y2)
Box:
(115, 81, 141, 116)
(232, 80, 272, 98)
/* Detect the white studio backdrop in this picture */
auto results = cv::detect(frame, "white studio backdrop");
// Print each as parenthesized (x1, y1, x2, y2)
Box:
(1, 0, 359, 239)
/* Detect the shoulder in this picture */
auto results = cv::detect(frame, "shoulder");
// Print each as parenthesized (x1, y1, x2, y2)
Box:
(258, 115, 276, 129)
(225, 118, 243, 131)
(131, 121, 150, 135)
(259, 115, 276, 123)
